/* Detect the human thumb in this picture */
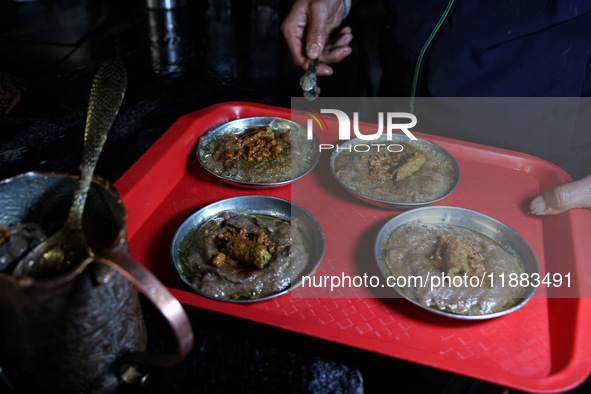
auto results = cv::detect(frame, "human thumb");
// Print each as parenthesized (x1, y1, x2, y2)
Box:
(529, 174, 591, 215)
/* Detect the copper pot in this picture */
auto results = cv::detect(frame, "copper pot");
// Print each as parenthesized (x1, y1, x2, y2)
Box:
(0, 172, 193, 393)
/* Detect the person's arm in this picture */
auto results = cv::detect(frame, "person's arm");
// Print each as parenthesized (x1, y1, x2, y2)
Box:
(281, 0, 354, 76)
(529, 174, 591, 215)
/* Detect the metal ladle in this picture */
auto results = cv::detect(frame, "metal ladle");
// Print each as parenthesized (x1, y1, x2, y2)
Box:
(13, 59, 127, 278)
(300, 58, 320, 101)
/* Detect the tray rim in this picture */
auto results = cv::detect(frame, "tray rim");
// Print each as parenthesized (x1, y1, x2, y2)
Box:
(115, 101, 591, 393)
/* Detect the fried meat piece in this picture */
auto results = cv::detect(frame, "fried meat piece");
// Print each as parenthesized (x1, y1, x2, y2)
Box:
(212, 252, 226, 267)
(226, 126, 284, 163)
(215, 227, 275, 269)
(224, 238, 272, 269)
(432, 234, 448, 271)
(431, 235, 484, 278)
(393, 152, 426, 181)
(361, 145, 426, 182)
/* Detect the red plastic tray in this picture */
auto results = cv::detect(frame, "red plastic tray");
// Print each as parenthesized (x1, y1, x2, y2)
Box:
(115, 102, 591, 393)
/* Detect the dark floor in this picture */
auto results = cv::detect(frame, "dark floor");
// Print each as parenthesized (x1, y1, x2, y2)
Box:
(0, 1, 589, 393)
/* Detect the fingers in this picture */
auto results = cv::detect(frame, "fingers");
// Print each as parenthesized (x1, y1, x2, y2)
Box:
(312, 26, 352, 75)
(281, 0, 350, 72)
(330, 25, 353, 47)
(319, 27, 353, 63)
(305, 2, 331, 59)
(281, 4, 309, 69)
(530, 174, 591, 215)
(317, 63, 334, 76)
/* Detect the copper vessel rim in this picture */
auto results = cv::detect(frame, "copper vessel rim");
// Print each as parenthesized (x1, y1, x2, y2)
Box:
(0, 171, 128, 287)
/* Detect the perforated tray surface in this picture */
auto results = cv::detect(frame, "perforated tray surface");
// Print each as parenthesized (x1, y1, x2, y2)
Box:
(115, 102, 591, 393)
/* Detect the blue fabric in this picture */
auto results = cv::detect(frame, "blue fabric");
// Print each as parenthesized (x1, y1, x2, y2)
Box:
(377, 0, 591, 177)
(380, 0, 591, 97)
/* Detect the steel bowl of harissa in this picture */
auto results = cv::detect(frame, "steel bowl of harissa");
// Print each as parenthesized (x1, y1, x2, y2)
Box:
(197, 117, 320, 189)
(330, 134, 460, 209)
(375, 206, 539, 319)
(171, 195, 325, 303)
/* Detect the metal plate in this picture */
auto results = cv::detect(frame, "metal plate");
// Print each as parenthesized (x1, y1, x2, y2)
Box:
(330, 135, 460, 209)
(197, 117, 320, 189)
(374, 206, 539, 320)
(171, 195, 325, 303)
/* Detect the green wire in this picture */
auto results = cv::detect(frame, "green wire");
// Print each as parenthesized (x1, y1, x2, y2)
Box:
(410, 0, 455, 113)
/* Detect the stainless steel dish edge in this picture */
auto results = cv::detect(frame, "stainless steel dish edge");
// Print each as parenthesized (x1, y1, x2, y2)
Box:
(330, 135, 460, 209)
(171, 195, 325, 303)
(197, 117, 321, 189)
(374, 206, 539, 319)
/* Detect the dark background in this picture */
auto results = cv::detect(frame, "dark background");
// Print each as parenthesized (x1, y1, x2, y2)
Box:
(0, 1, 589, 393)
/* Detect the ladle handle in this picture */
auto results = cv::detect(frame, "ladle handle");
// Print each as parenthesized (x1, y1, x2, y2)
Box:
(68, 59, 127, 227)
(96, 250, 194, 369)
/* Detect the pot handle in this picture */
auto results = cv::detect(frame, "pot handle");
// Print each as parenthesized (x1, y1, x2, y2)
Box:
(96, 249, 194, 368)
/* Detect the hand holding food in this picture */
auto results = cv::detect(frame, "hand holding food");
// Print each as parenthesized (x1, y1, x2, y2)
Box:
(280, 0, 353, 76)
